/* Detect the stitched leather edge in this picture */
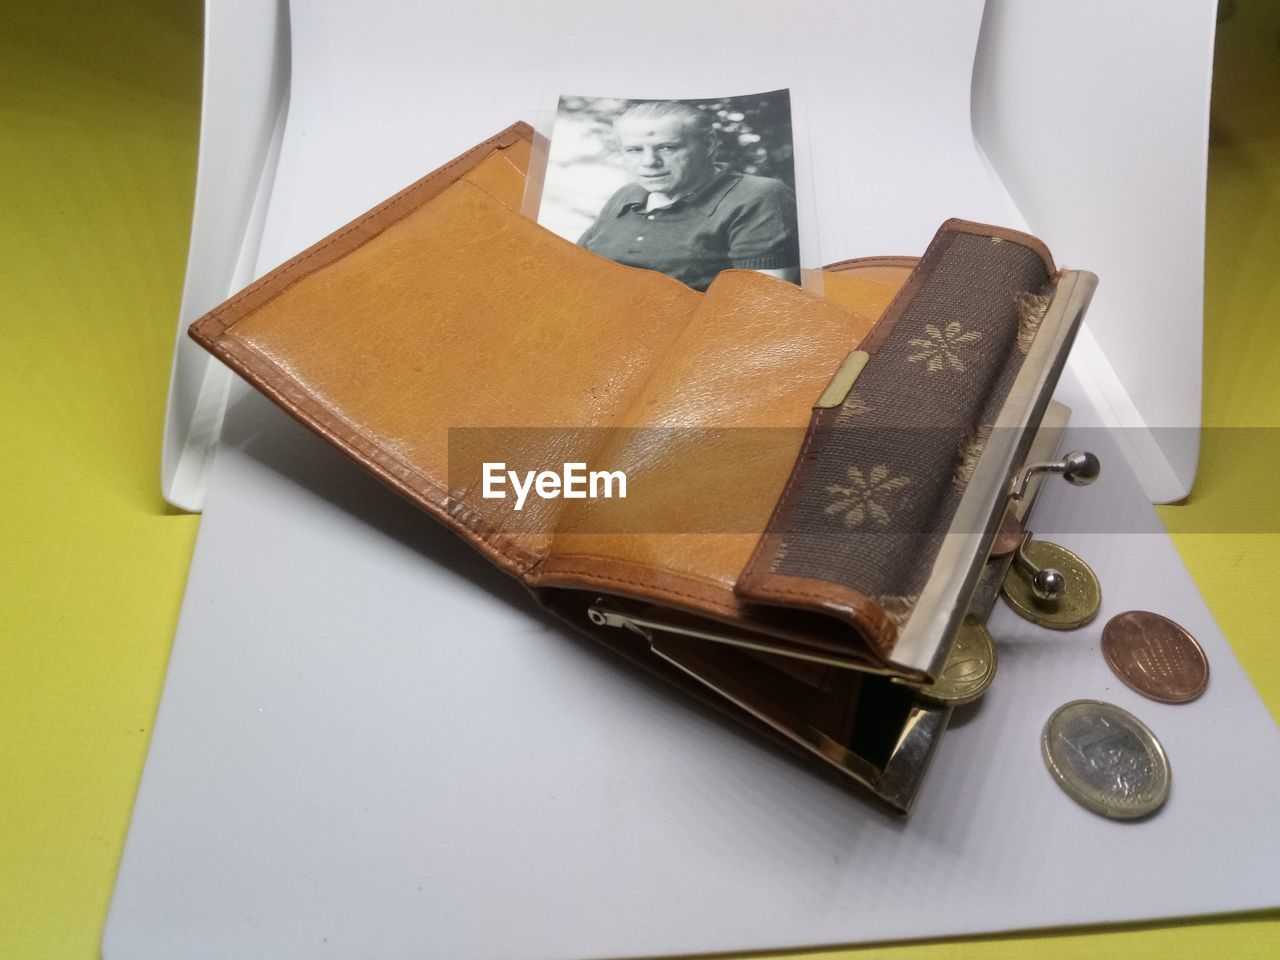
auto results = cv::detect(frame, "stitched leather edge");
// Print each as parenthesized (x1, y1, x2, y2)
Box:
(732, 569, 899, 656)
(533, 556, 743, 616)
(212, 337, 545, 575)
(190, 122, 543, 577)
(190, 121, 533, 342)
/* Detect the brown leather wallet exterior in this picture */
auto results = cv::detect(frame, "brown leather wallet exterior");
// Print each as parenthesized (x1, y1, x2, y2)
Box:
(190, 122, 1090, 811)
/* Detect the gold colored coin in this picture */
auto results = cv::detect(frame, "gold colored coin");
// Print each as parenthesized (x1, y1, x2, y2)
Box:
(906, 616, 998, 706)
(1000, 540, 1101, 630)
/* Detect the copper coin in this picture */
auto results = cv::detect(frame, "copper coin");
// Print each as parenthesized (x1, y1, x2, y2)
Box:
(1101, 611, 1209, 704)
(988, 509, 1023, 560)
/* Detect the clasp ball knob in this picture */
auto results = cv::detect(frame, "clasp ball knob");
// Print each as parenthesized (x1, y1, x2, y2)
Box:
(1031, 567, 1066, 602)
(1060, 450, 1101, 487)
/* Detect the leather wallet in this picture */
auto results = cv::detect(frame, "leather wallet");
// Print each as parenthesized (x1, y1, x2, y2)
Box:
(190, 121, 1097, 812)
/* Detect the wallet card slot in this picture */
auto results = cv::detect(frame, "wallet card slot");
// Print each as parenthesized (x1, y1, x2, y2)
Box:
(536, 267, 874, 606)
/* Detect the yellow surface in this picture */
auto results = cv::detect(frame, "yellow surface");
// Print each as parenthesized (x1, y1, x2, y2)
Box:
(0, 1, 1277, 958)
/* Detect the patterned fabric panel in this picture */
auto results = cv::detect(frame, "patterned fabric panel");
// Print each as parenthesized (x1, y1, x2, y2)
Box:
(767, 229, 1054, 628)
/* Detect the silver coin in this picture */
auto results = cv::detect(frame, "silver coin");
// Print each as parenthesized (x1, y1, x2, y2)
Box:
(1041, 700, 1170, 819)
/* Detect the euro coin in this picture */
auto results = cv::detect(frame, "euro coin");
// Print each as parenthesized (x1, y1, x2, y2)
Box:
(909, 616, 997, 706)
(988, 509, 1023, 560)
(1041, 699, 1170, 819)
(1101, 611, 1208, 704)
(1000, 540, 1100, 630)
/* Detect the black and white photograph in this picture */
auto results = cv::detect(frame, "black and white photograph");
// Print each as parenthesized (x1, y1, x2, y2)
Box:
(535, 89, 802, 292)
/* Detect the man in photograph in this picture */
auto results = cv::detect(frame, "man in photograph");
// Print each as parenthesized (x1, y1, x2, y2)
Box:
(576, 101, 800, 292)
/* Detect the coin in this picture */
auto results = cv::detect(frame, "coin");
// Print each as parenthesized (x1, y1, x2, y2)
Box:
(1041, 699, 1170, 819)
(1000, 540, 1101, 630)
(1101, 611, 1209, 704)
(988, 509, 1023, 560)
(907, 616, 998, 706)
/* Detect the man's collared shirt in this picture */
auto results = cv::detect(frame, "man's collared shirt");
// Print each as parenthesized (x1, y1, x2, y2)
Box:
(576, 166, 799, 292)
